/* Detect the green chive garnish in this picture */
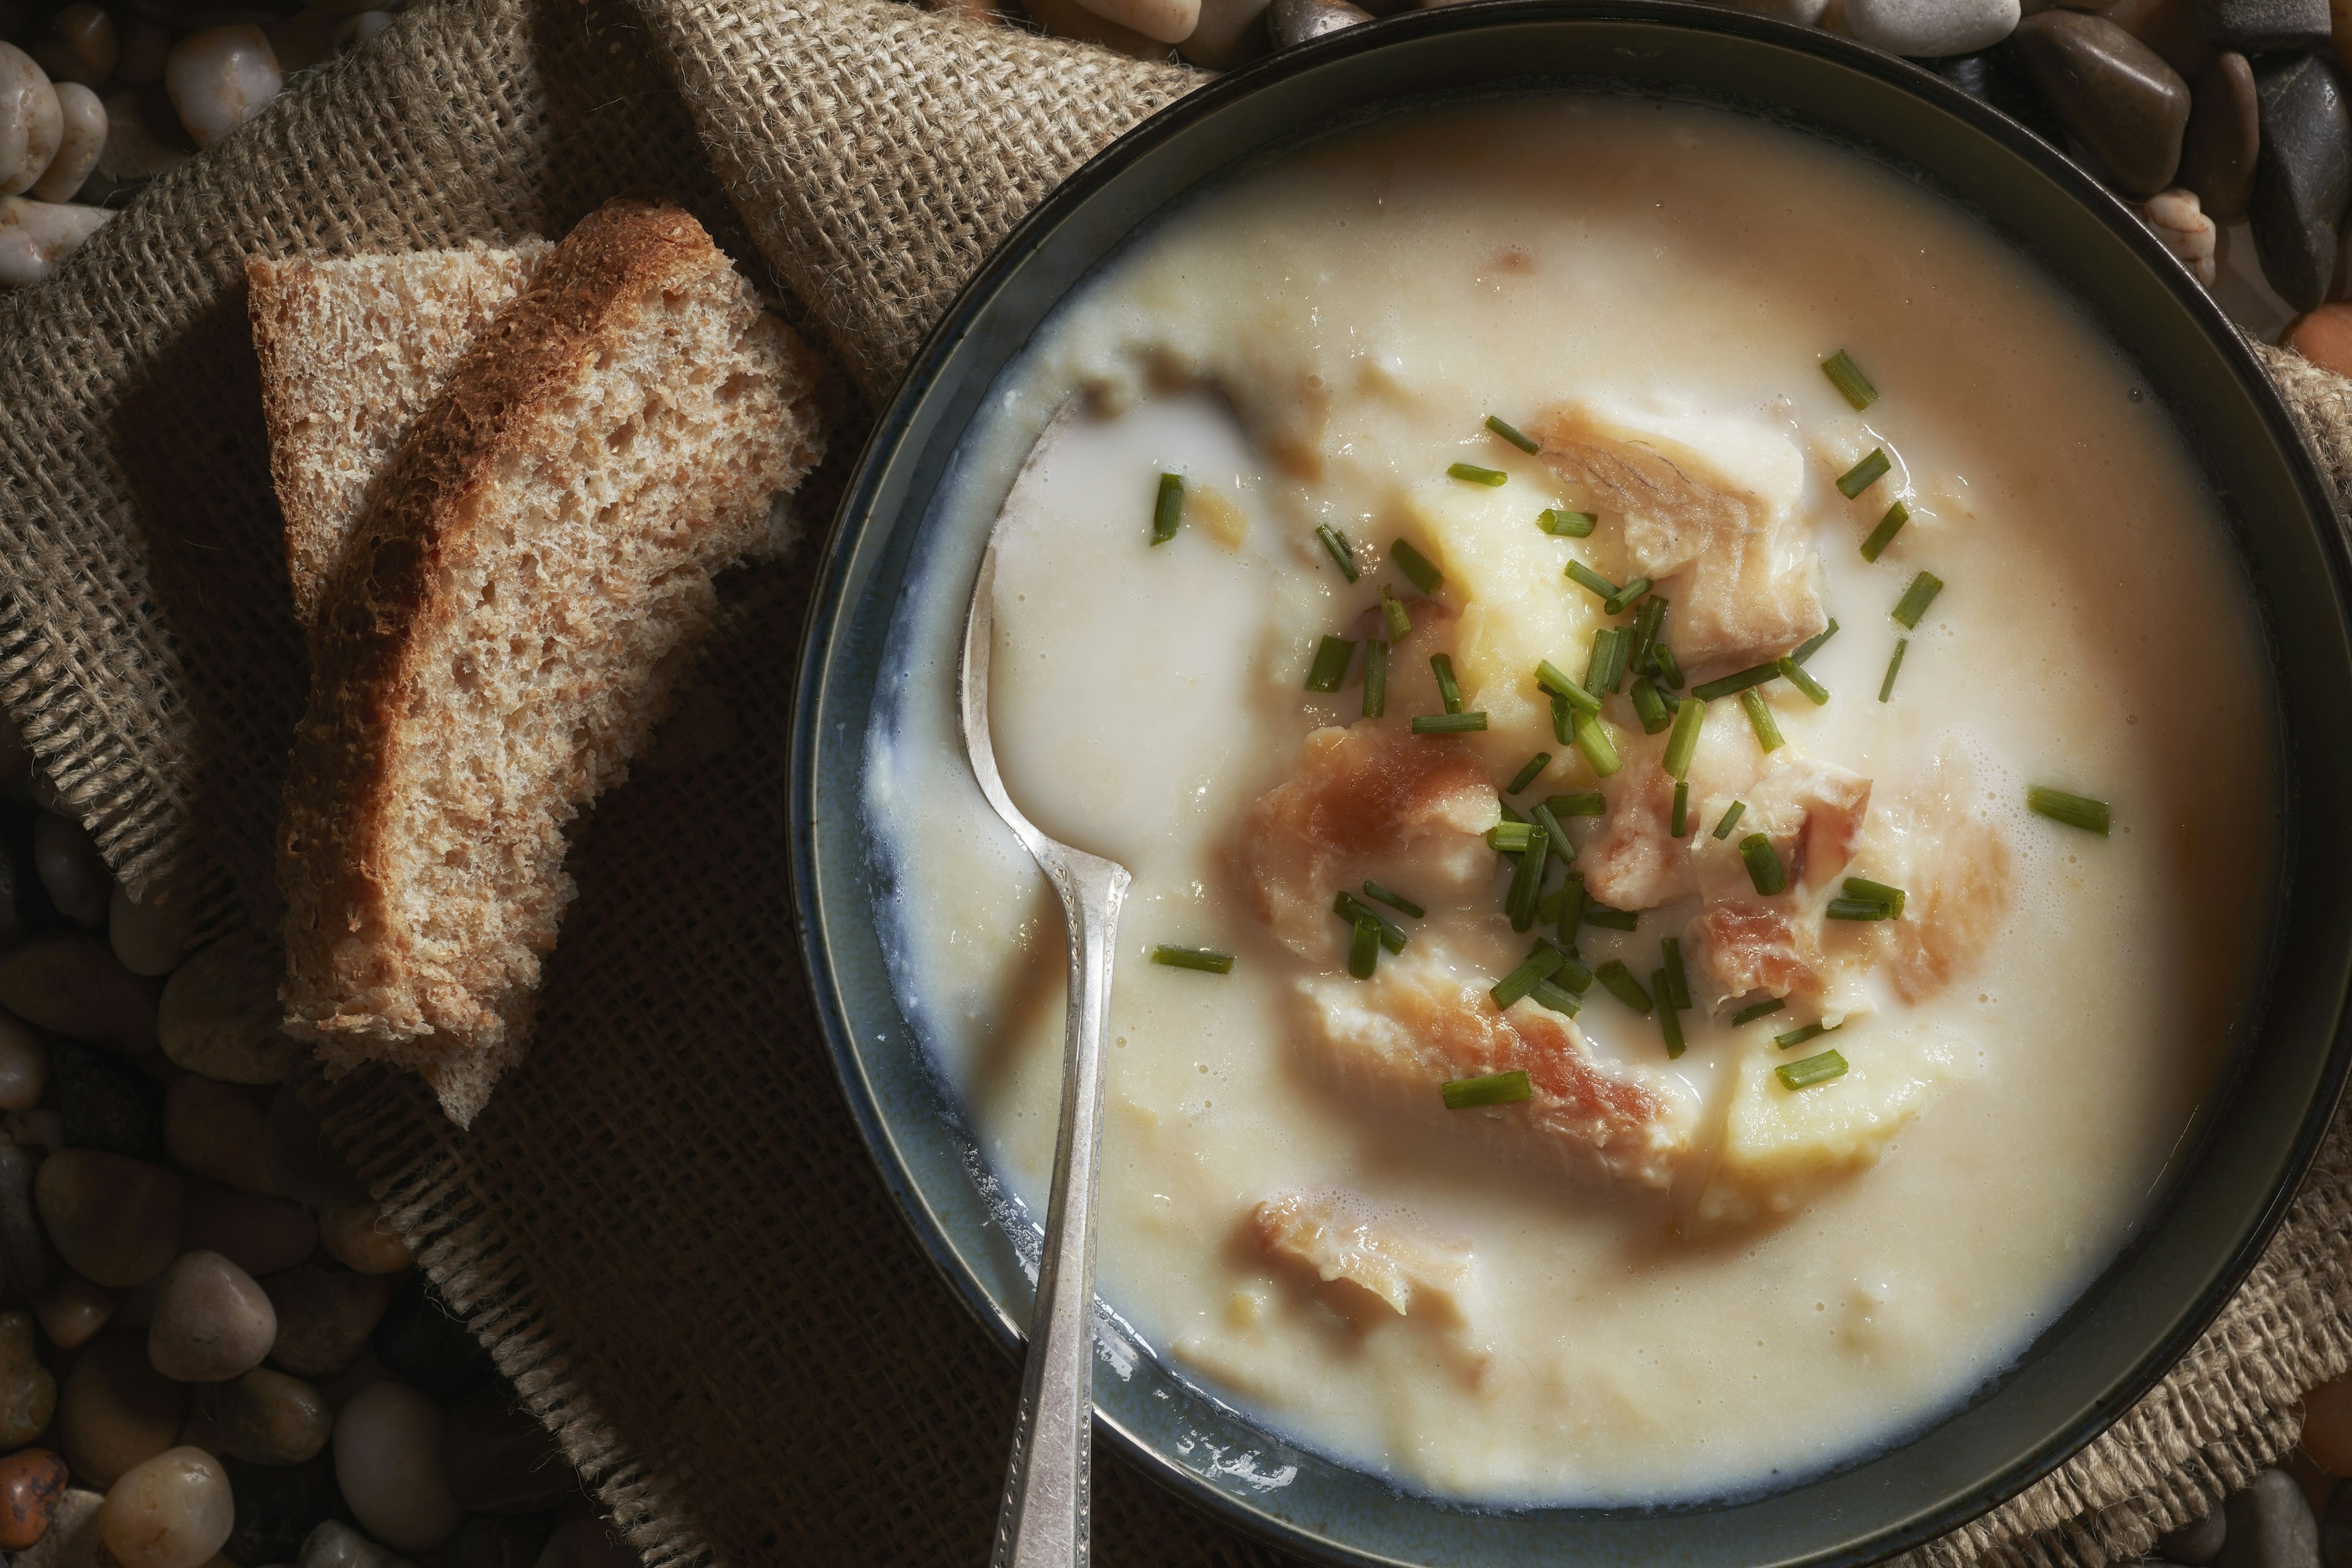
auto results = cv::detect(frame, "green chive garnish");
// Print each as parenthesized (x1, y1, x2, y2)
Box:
(1490, 943, 1566, 1008)
(1713, 801, 1747, 840)
(1822, 350, 1878, 410)
(1566, 560, 1618, 602)
(1630, 677, 1673, 736)
(1572, 709, 1621, 778)
(1775, 1020, 1834, 1050)
(1535, 659, 1601, 715)
(2027, 786, 2112, 835)
(1529, 978, 1583, 1017)
(1655, 971, 1685, 1058)
(1879, 638, 1908, 702)
(1486, 415, 1539, 454)
(1349, 915, 1381, 979)
(1663, 694, 1705, 780)
(1791, 619, 1839, 665)
(1837, 448, 1890, 499)
(1507, 753, 1552, 794)
(1671, 778, 1689, 837)
(1538, 508, 1597, 538)
(1509, 825, 1551, 932)
(1860, 500, 1909, 563)
(1825, 897, 1897, 921)
(1413, 712, 1488, 734)
(1547, 791, 1605, 818)
(1689, 662, 1779, 702)
(1595, 959, 1653, 1014)
(1332, 892, 1407, 954)
(1604, 578, 1654, 617)
(1892, 570, 1943, 630)
(1305, 635, 1354, 692)
(1842, 877, 1906, 918)
(1549, 692, 1574, 747)
(1777, 1049, 1849, 1090)
(1152, 473, 1185, 545)
(1739, 832, 1787, 896)
(1380, 584, 1412, 639)
(1362, 880, 1425, 919)
(1317, 524, 1360, 582)
(1740, 688, 1785, 752)
(1588, 626, 1630, 695)
(1487, 820, 1538, 853)
(1627, 596, 1668, 674)
(1554, 947, 1595, 993)
(1152, 946, 1233, 973)
(1431, 653, 1463, 714)
(1776, 657, 1830, 706)
(1730, 997, 1785, 1025)
(1450, 462, 1508, 487)
(1555, 872, 1586, 948)
(1391, 538, 1444, 595)
(1651, 641, 1684, 690)
(1583, 905, 1638, 932)
(1363, 639, 1389, 718)
(1531, 802, 1575, 861)
(1442, 1068, 1533, 1110)
(1662, 937, 1691, 1010)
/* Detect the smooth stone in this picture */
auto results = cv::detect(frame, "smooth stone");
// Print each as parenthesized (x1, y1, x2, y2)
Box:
(318, 1348, 394, 1414)
(159, 935, 298, 1085)
(0, 1010, 49, 1109)
(2309, 1374, 2352, 1474)
(2014, 10, 2192, 197)
(164, 25, 280, 148)
(223, 1452, 339, 1567)
(1267, 0, 1371, 45)
(0, 1138, 58, 1300)
(300, 1518, 415, 1568)
(263, 1267, 397, 1379)
(318, 1206, 410, 1276)
(36, 1149, 184, 1287)
(1066, 0, 1199, 43)
(373, 1275, 492, 1403)
(37, 1272, 121, 1350)
(532, 1512, 634, 1568)
(2162, 1504, 2228, 1566)
(1018, 0, 1177, 58)
(32, 814, 107, 929)
(33, 4, 116, 88)
(58, 1330, 187, 1488)
(333, 1381, 462, 1552)
(53, 1038, 165, 1159)
(445, 1513, 552, 1568)
(2198, 0, 2332, 49)
(0, 40, 61, 198)
(99, 1445, 233, 1568)
(179, 1184, 317, 1280)
(1178, 0, 1270, 65)
(0, 935, 160, 1054)
(149, 1250, 276, 1382)
(2182, 51, 2259, 222)
(0, 1446, 71, 1550)
(2222, 1468, 2322, 1568)
(187, 1368, 330, 1464)
(2252, 51, 2352, 311)
(2090, 0, 2212, 77)
(263, 1087, 368, 1210)
(164, 1078, 276, 1195)
(111, 883, 196, 978)
(1845, 0, 2019, 55)
(13, 1485, 101, 1568)
(0, 1308, 57, 1447)
(441, 1389, 569, 1515)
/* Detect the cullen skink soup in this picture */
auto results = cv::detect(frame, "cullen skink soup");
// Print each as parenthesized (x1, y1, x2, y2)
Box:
(862, 98, 2275, 1504)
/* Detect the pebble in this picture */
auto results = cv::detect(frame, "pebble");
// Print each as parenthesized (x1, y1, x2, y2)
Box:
(12, 1485, 100, 1568)
(0, 935, 159, 1055)
(180, 1183, 317, 1278)
(188, 1367, 331, 1464)
(2252, 51, 2352, 311)
(333, 1381, 463, 1552)
(2306, 1373, 2352, 1474)
(301, 1518, 415, 1568)
(58, 1330, 187, 1488)
(264, 1084, 370, 1209)
(225, 1452, 341, 1566)
(31, 813, 107, 928)
(0, 1447, 69, 1551)
(374, 1273, 493, 1401)
(110, 883, 196, 978)
(1072, 0, 1200, 41)
(0, 194, 111, 287)
(1844, 0, 2019, 55)
(28, 81, 101, 204)
(320, 1204, 412, 1275)
(445, 1512, 551, 1568)
(0, 42, 60, 198)
(35, 1149, 183, 1287)
(1021, 0, 1179, 55)
(1267, 0, 1371, 43)
(36, 1271, 120, 1349)
(2089, 0, 2211, 80)
(164, 25, 281, 149)
(164, 1077, 276, 1194)
(2162, 1504, 2229, 1565)
(2014, 10, 2192, 198)
(32, 4, 115, 88)
(98, 1446, 233, 1568)
(149, 1250, 276, 1382)
(2201, 0, 2332, 50)
(2222, 1468, 2321, 1568)
(442, 1387, 568, 1514)
(0, 1308, 55, 1447)
(0, 1010, 48, 1109)
(2182, 51, 2260, 224)
(159, 933, 298, 1084)
(0, 1139, 56, 1301)
(319, 1348, 395, 1412)
(1178, 0, 1269, 65)
(53, 1038, 165, 1159)
(262, 1265, 397, 1379)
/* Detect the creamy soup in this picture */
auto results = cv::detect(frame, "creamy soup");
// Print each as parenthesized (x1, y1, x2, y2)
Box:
(863, 97, 2275, 1505)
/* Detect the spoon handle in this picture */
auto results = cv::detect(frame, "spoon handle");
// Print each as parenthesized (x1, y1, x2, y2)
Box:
(990, 849, 1130, 1568)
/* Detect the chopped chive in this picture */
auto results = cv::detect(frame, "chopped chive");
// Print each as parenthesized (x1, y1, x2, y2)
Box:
(1305, 635, 1355, 692)
(1450, 462, 1509, 487)
(1152, 945, 1233, 973)
(1549, 691, 1575, 746)
(1535, 659, 1602, 715)
(1431, 653, 1464, 713)
(1508, 824, 1551, 932)
(1499, 801, 1526, 824)
(1730, 997, 1785, 1025)
(1604, 577, 1654, 617)
(1791, 619, 1840, 665)
(1842, 877, 1907, 918)
(1630, 677, 1674, 735)
(1362, 880, 1425, 919)
(1379, 584, 1412, 639)
(1822, 350, 1878, 410)
(1412, 712, 1488, 735)
(1363, 639, 1389, 718)
(1860, 500, 1910, 564)
(1878, 638, 1908, 702)
(1595, 959, 1653, 1014)
(1775, 1020, 1834, 1050)
(1565, 560, 1619, 602)
(1487, 821, 1539, 853)
(1316, 524, 1360, 582)
(1655, 971, 1685, 1058)
(1689, 662, 1779, 702)
(1663, 693, 1705, 780)
(1348, 915, 1381, 979)
(1891, 570, 1944, 630)
(1650, 641, 1684, 690)
(1713, 801, 1747, 840)
(1539, 508, 1597, 537)
(1531, 802, 1576, 861)
(1739, 831, 1787, 896)
(2027, 786, 2113, 835)
(1596, 627, 1630, 694)
(1572, 709, 1621, 778)
(1332, 892, 1406, 954)
(1553, 948, 1595, 993)
(1836, 448, 1891, 499)
(1152, 473, 1185, 545)
(1486, 414, 1540, 454)
(1662, 937, 1691, 1010)
(1671, 778, 1689, 837)
(1391, 538, 1444, 595)
(1555, 870, 1585, 948)
(1442, 1068, 1533, 1110)
(1627, 596, 1668, 674)
(1490, 943, 1567, 1008)
(1583, 904, 1638, 932)
(1547, 791, 1605, 818)
(1777, 1049, 1849, 1091)
(1825, 897, 1898, 921)
(1740, 688, 1785, 752)
(1776, 657, 1830, 706)
(1507, 752, 1553, 794)
(1529, 978, 1583, 1017)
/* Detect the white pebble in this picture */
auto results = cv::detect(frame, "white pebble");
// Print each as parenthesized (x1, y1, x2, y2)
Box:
(0, 42, 61, 198)
(29, 81, 101, 204)
(110, 881, 195, 977)
(165, 26, 281, 149)
(97, 1446, 233, 1568)
(333, 1381, 462, 1552)
(2143, 187, 2218, 288)
(1070, 0, 1202, 43)
(1844, 0, 2018, 56)
(0, 194, 109, 287)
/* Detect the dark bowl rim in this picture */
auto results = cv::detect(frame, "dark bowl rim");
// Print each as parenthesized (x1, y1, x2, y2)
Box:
(788, 4, 2352, 1562)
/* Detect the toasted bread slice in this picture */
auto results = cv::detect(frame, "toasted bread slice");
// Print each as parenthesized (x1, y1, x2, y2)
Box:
(247, 243, 556, 629)
(274, 197, 826, 1125)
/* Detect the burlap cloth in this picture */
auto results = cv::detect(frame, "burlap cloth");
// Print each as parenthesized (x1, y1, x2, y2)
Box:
(2, 0, 2350, 1561)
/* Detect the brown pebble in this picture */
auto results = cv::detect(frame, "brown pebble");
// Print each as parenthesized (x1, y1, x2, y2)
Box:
(108, 884, 195, 979)
(2283, 301, 2352, 377)
(9, 1483, 99, 1568)
(156, 935, 298, 1085)
(260, 1266, 396, 1379)
(36, 1272, 119, 1350)
(161, 1078, 276, 1196)
(148, 1251, 275, 1382)
(2087, 0, 2210, 78)
(318, 1205, 410, 1275)
(0, 1309, 57, 1447)
(0, 936, 159, 1054)
(0, 1447, 69, 1550)
(184, 1366, 330, 1465)
(98, 1444, 232, 1568)
(2182, 51, 2260, 222)
(35, 1150, 183, 1288)
(179, 1183, 315, 1278)
(58, 1329, 187, 1488)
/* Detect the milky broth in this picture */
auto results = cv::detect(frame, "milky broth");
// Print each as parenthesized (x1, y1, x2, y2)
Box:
(862, 97, 2275, 1504)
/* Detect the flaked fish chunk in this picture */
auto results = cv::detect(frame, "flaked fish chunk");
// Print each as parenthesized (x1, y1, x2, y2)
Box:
(1250, 1191, 1474, 1323)
(1234, 722, 1501, 959)
(1293, 941, 1699, 1189)
(1578, 722, 1768, 912)
(1859, 737, 2015, 1004)
(1534, 396, 1826, 668)
(1687, 755, 1872, 1003)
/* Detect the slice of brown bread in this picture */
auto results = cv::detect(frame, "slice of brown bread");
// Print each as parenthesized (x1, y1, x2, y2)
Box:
(273, 196, 827, 1126)
(246, 243, 556, 629)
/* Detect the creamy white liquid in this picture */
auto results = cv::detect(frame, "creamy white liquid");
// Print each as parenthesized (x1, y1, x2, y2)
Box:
(864, 97, 2275, 1505)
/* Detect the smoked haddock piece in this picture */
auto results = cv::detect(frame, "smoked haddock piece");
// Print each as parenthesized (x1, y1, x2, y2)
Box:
(274, 196, 826, 1125)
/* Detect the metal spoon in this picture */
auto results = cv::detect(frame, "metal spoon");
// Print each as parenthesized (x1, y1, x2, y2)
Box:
(962, 535, 1132, 1568)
